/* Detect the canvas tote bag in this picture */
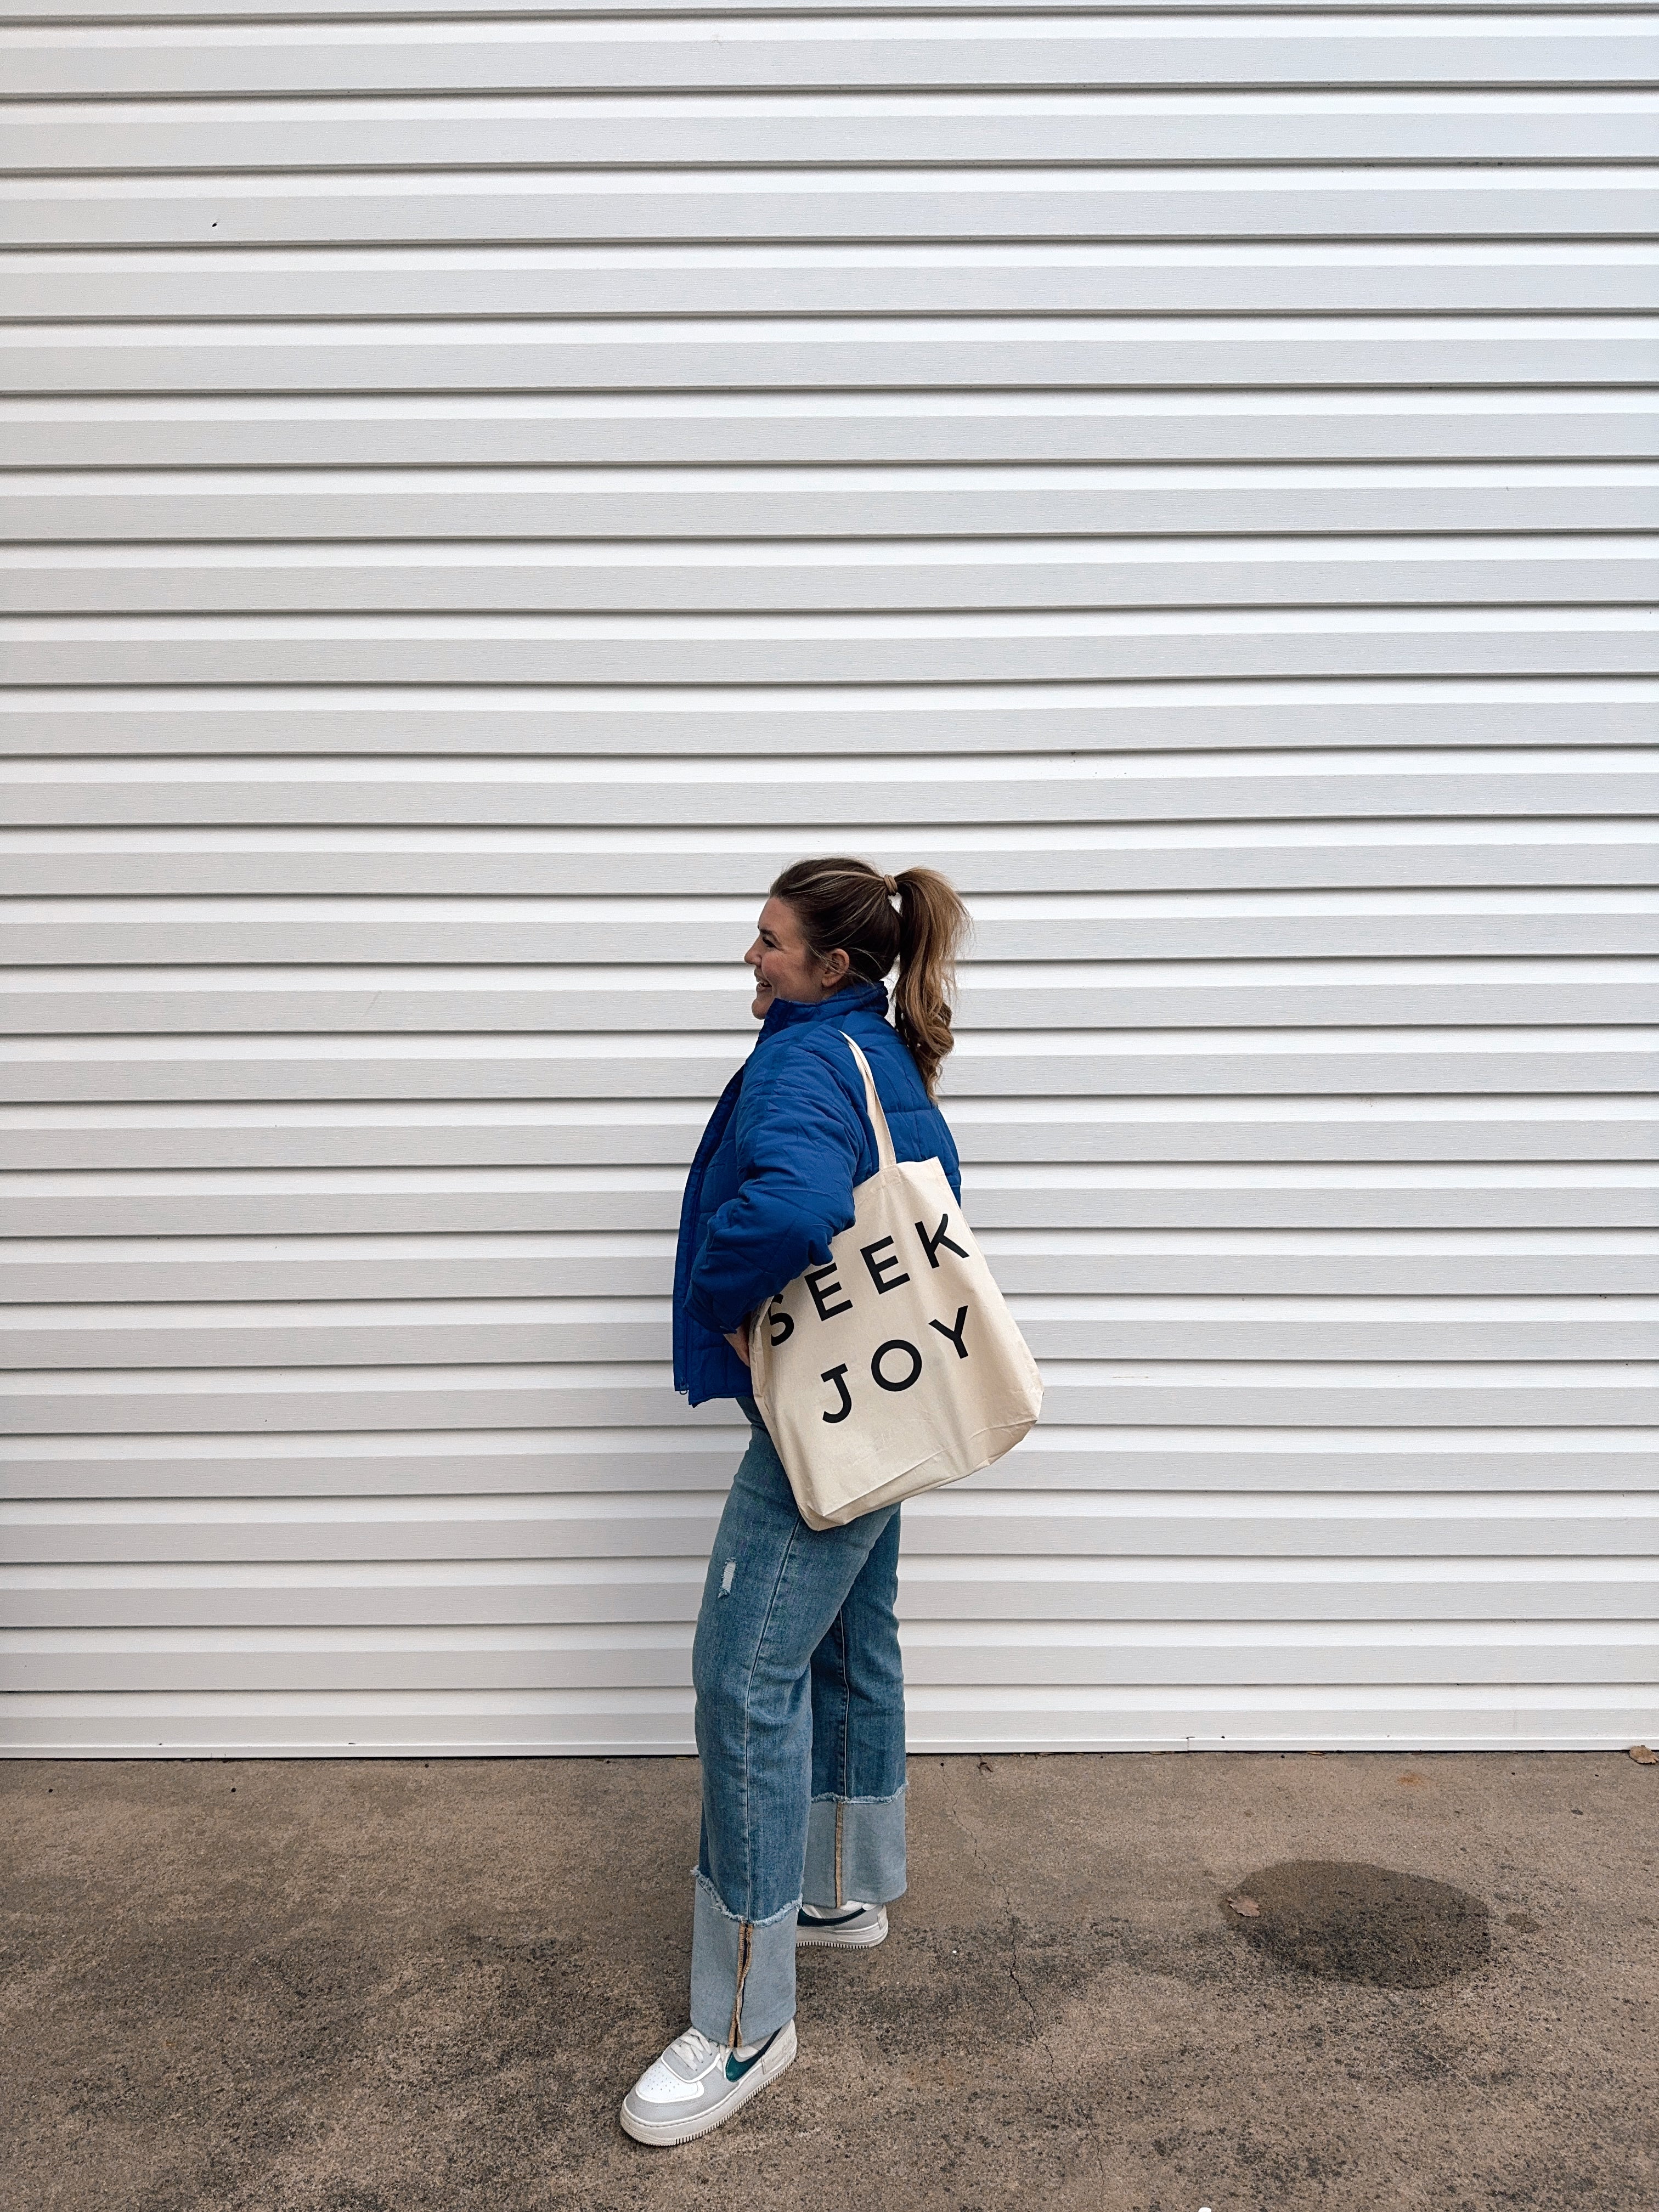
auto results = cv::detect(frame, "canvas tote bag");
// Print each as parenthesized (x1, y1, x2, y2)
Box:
(748, 1034, 1042, 1528)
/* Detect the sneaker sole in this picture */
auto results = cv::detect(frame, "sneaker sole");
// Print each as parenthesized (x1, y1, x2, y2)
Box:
(795, 1908, 888, 1951)
(619, 2022, 797, 2148)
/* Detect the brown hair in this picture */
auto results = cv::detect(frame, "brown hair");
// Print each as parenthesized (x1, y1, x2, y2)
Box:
(769, 856, 970, 1096)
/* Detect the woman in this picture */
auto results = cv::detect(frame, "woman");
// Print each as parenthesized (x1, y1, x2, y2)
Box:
(621, 855, 971, 2147)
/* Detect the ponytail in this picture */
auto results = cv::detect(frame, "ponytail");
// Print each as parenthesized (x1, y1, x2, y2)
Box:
(889, 867, 969, 1096)
(768, 856, 971, 1096)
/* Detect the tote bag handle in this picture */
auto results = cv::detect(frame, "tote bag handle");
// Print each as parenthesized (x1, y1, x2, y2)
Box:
(840, 1031, 898, 1174)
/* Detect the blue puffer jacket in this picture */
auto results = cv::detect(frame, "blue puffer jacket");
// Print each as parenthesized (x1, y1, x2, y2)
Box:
(673, 980, 963, 1407)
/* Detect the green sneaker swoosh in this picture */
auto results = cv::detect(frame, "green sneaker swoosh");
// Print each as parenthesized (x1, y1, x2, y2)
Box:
(725, 2033, 776, 2083)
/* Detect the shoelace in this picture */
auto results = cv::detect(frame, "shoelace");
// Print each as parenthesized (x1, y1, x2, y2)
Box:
(668, 2026, 721, 2070)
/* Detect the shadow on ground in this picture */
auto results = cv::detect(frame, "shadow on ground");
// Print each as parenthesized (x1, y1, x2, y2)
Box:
(3, 1752, 1654, 2212)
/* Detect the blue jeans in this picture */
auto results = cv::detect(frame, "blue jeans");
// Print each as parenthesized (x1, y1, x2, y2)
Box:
(689, 1398, 908, 2046)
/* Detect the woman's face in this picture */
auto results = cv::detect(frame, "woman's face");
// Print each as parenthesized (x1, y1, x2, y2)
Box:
(744, 896, 849, 1019)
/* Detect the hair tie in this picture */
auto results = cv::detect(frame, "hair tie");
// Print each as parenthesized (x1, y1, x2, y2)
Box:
(881, 873, 899, 898)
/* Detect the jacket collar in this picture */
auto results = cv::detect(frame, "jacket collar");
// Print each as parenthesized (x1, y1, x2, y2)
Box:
(755, 979, 889, 1045)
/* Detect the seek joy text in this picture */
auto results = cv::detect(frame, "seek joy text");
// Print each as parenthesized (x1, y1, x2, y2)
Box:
(764, 1212, 975, 1424)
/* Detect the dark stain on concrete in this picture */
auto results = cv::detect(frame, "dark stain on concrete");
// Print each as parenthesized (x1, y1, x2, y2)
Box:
(1225, 1859, 1492, 1988)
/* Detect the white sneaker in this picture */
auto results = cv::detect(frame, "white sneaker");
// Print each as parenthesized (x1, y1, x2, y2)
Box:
(619, 2019, 797, 2146)
(796, 1900, 889, 1949)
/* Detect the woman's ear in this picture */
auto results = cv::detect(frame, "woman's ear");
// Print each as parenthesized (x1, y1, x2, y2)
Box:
(822, 946, 852, 989)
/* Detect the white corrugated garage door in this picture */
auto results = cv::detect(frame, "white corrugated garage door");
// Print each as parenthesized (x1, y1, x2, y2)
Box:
(2, 1, 1655, 1755)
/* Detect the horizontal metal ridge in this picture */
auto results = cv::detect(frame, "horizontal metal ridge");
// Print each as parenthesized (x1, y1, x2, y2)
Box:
(9, 115, 1658, 185)
(4, 392, 1653, 475)
(3, 1291, 1652, 1370)
(5, 1618, 1655, 1700)
(7, 174, 1651, 257)
(8, 464, 1656, 545)
(5, 683, 1655, 761)
(5, 2, 1650, 25)
(6, 0, 1651, 19)
(4, 1098, 1647, 1169)
(4, 19, 1652, 106)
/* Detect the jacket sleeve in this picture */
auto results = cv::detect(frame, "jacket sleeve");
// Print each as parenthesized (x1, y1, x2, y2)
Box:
(684, 1046, 866, 1335)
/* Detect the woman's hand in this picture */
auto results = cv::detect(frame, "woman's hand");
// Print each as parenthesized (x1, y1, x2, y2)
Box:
(724, 1321, 752, 1369)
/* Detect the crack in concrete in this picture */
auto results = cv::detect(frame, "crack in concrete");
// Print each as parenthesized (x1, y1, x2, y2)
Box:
(947, 1785, 1125, 2172)
(1006, 1899, 1040, 2041)
(952, 1795, 1040, 2042)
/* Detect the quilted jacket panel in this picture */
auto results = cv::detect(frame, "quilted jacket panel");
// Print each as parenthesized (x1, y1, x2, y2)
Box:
(673, 981, 963, 1406)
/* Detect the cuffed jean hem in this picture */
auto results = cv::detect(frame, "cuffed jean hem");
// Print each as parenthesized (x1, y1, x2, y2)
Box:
(803, 1786, 907, 1910)
(689, 1872, 799, 2047)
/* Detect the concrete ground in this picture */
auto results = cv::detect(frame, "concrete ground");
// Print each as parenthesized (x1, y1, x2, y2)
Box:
(3, 1752, 1655, 2212)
